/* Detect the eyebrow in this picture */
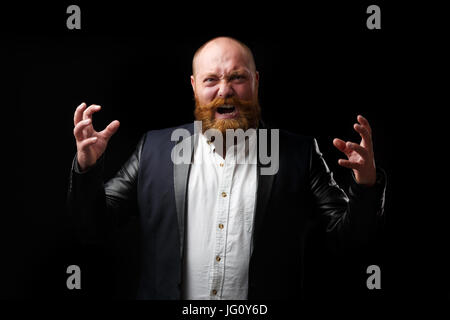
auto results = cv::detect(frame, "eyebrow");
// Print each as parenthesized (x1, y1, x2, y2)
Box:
(201, 69, 249, 80)
(202, 73, 219, 80)
(228, 70, 249, 77)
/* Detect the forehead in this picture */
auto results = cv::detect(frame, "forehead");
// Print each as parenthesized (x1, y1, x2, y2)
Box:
(195, 41, 252, 76)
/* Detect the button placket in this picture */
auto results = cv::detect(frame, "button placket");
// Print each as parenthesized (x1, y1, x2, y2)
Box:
(209, 156, 234, 299)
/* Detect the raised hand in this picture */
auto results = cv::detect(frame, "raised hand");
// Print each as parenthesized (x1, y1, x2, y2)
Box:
(333, 115, 376, 186)
(73, 103, 120, 171)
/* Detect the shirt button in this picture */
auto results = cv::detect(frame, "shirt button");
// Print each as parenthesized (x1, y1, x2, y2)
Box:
(221, 192, 227, 198)
(216, 256, 221, 262)
(212, 289, 217, 295)
(218, 223, 224, 229)
(219, 163, 224, 167)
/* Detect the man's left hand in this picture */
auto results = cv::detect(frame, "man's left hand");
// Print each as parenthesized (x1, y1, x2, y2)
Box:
(333, 115, 376, 187)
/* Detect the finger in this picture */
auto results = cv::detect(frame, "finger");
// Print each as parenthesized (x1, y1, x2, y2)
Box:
(78, 136, 98, 150)
(345, 141, 369, 159)
(338, 159, 362, 170)
(333, 138, 347, 153)
(74, 102, 87, 126)
(357, 114, 372, 135)
(83, 104, 102, 121)
(73, 119, 92, 141)
(99, 120, 120, 141)
(354, 123, 373, 150)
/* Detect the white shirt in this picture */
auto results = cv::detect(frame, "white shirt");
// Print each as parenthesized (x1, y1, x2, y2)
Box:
(181, 133, 258, 300)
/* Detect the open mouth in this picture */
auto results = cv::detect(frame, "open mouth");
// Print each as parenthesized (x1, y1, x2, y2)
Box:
(215, 104, 239, 120)
(216, 105, 236, 114)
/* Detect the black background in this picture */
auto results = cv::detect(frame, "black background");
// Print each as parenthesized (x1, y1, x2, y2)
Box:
(1, 0, 448, 310)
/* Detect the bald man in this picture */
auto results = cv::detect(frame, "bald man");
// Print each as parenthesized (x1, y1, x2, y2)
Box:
(68, 37, 386, 300)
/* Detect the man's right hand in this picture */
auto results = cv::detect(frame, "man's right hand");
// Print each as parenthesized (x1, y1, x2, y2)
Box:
(73, 103, 120, 172)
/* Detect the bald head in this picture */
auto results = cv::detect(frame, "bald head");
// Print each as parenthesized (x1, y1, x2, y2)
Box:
(192, 37, 256, 77)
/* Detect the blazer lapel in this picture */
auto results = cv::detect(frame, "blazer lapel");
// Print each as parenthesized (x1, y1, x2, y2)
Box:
(252, 124, 276, 253)
(173, 132, 198, 259)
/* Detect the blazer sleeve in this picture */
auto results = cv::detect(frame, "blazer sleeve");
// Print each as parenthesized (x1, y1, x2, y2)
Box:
(67, 135, 146, 245)
(308, 138, 386, 251)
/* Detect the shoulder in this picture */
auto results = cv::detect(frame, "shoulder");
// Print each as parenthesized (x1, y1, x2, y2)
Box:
(277, 129, 315, 152)
(139, 123, 193, 152)
(144, 123, 193, 139)
(143, 122, 193, 141)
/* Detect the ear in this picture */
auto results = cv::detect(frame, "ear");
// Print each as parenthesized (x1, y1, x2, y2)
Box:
(254, 71, 260, 89)
(190, 75, 196, 94)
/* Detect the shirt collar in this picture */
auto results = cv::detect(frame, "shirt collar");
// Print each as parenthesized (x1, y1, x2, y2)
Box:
(201, 130, 257, 161)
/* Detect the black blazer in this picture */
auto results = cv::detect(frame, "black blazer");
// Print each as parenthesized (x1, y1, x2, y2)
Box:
(67, 122, 386, 299)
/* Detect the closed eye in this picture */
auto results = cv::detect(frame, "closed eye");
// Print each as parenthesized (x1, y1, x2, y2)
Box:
(229, 74, 246, 81)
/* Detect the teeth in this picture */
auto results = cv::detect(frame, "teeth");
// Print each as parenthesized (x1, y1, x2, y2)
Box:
(221, 105, 234, 109)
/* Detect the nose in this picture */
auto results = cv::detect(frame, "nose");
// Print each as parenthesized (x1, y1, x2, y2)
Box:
(217, 81, 234, 99)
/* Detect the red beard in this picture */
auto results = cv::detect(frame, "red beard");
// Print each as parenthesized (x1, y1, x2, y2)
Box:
(194, 96, 261, 134)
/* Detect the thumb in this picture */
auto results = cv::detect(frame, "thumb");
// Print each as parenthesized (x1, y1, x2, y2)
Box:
(100, 120, 120, 140)
(333, 138, 347, 153)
